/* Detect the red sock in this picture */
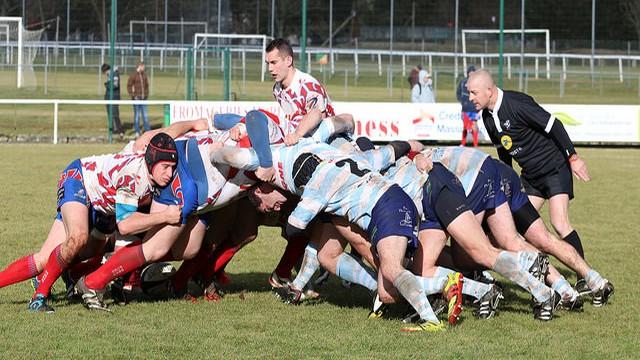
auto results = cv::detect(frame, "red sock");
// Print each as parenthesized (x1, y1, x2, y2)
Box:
(172, 244, 212, 292)
(461, 129, 467, 146)
(274, 235, 308, 279)
(472, 129, 479, 147)
(67, 253, 104, 283)
(203, 242, 238, 282)
(84, 244, 145, 290)
(0, 254, 39, 288)
(35, 245, 69, 298)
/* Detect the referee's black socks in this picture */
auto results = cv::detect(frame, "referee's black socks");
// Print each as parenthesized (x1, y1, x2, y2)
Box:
(563, 230, 585, 259)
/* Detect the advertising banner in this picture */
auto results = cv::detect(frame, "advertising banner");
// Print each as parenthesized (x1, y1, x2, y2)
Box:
(170, 101, 640, 144)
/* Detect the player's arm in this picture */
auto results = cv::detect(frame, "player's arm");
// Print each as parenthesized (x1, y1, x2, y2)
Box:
(456, 81, 463, 102)
(547, 120, 589, 181)
(131, 119, 208, 152)
(309, 113, 355, 143)
(115, 191, 181, 235)
(213, 113, 244, 130)
(285, 108, 323, 146)
(286, 189, 329, 238)
(519, 97, 589, 180)
(209, 146, 261, 171)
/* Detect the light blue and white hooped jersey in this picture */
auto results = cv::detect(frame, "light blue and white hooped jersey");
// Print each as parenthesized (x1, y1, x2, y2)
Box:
(382, 156, 429, 217)
(423, 146, 489, 195)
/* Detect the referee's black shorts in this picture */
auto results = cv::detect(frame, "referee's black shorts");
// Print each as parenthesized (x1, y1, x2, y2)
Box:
(521, 163, 574, 200)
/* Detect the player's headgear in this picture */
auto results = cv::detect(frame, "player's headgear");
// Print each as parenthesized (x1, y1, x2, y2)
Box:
(145, 133, 178, 173)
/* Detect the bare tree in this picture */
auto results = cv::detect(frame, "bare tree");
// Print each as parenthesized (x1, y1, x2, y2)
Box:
(621, 0, 640, 40)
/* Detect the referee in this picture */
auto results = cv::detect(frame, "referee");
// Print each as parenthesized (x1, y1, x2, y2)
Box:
(466, 69, 590, 286)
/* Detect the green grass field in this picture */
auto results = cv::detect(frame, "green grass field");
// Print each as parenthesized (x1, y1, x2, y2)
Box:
(0, 144, 638, 359)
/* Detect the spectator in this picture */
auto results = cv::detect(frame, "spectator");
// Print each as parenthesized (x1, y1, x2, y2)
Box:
(126, 61, 150, 137)
(407, 64, 422, 89)
(457, 65, 479, 146)
(411, 69, 435, 103)
(101, 64, 124, 140)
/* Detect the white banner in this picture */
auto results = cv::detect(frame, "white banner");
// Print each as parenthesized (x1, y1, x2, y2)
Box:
(170, 101, 640, 144)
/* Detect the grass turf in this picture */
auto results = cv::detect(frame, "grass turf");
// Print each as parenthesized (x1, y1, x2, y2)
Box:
(0, 144, 638, 359)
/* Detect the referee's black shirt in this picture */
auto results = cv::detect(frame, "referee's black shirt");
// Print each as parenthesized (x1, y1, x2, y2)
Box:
(481, 89, 566, 180)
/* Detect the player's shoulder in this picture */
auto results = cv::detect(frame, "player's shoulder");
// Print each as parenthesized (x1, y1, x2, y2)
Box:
(504, 90, 536, 105)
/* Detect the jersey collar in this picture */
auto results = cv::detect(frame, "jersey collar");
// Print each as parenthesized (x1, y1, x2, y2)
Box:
(489, 88, 504, 132)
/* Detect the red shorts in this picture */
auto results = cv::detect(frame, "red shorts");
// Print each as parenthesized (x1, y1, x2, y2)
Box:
(462, 111, 479, 130)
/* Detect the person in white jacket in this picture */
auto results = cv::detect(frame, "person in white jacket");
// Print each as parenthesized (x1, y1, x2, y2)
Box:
(411, 70, 435, 103)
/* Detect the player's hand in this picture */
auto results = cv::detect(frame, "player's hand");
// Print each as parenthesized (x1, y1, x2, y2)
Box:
(284, 132, 301, 146)
(414, 153, 433, 172)
(256, 166, 276, 182)
(570, 155, 590, 182)
(164, 205, 182, 225)
(229, 123, 246, 141)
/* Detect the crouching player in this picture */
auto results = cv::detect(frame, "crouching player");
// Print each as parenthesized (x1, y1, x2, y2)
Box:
(212, 134, 450, 332)
(0, 133, 181, 312)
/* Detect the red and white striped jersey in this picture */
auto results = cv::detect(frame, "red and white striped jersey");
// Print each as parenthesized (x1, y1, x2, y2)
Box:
(273, 69, 335, 134)
(80, 153, 152, 220)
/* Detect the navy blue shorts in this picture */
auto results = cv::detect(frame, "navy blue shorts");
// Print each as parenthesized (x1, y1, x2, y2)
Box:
(420, 163, 469, 231)
(493, 158, 529, 212)
(154, 139, 199, 224)
(467, 158, 507, 214)
(521, 163, 574, 200)
(367, 184, 418, 249)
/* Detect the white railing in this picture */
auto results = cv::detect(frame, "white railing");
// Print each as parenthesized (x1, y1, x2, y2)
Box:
(0, 99, 171, 144)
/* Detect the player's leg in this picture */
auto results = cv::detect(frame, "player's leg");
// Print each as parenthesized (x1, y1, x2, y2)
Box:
(377, 235, 443, 331)
(471, 118, 479, 147)
(461, 113, 469, 146)
(317, 225, 378, 293)
(0, 219, 65, 289)
(29, 202, 89, 312)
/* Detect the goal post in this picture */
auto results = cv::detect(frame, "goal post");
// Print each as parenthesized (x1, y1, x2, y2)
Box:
(0, 17, 23, 88)
(193, 33, 269, 83)
(462, 29, 551, 79)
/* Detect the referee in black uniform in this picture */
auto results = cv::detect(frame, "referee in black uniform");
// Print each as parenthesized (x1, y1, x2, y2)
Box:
(466, 69, 591, 287)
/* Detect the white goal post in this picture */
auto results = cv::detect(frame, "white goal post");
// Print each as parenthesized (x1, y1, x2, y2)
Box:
(193, 33, 269, 82)
(462, 29, 551, 79)
(0, 17, 23, 88)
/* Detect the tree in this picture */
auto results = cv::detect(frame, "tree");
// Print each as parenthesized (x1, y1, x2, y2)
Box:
(621, 0, 640, 40)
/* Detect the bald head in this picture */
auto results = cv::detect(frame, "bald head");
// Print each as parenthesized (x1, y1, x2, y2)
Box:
(466, 68, 498, 111)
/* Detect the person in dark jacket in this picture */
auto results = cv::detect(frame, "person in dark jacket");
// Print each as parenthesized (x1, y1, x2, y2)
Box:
(102, 64, 124, 139)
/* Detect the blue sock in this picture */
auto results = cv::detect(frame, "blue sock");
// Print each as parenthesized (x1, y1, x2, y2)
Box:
(585, 269, 606, 292)
(336, 253, 377, 291)
(245, 110, 273, 168)
(493, 251, 551, 303)
(213, 113, 243, 130)
(393, 270, 439, 323)
(292, 245, 319, 291)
